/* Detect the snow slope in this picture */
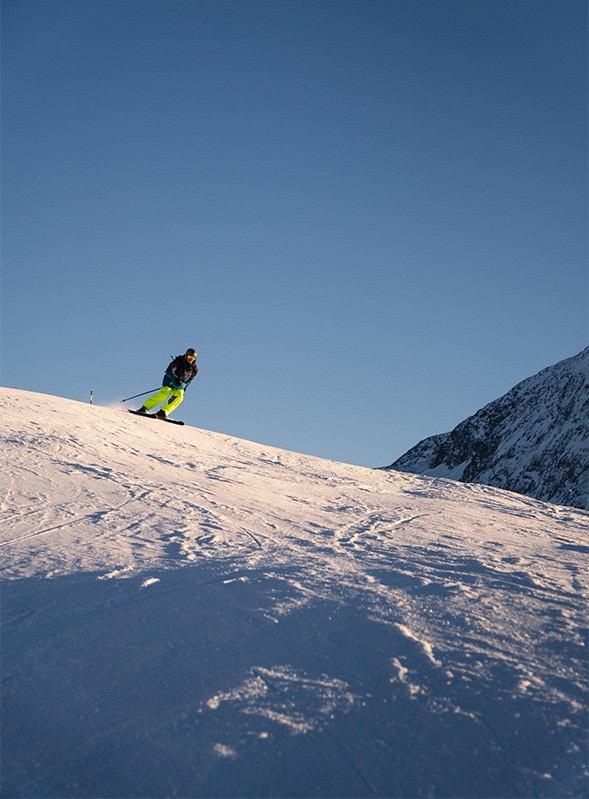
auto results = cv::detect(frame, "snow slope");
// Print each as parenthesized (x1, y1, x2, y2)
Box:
(1, 388, 588, 798)
(385, 348, 589, 510)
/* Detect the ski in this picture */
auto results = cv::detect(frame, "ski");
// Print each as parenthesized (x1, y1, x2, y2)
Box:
(128, 409, 185, 426)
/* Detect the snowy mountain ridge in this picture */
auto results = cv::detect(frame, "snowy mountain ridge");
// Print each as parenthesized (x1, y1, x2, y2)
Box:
(1, 388, 588, 798)
(386, 347, 588, 510)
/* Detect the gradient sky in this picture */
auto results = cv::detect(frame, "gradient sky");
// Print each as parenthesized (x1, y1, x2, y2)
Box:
(2, 0, 587, 468)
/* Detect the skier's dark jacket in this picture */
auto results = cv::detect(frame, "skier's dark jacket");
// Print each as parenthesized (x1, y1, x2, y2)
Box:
(163, 355, 198, 390)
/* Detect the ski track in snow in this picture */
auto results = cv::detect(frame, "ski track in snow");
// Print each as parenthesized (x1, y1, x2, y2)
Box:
(1, 389, 588, 798)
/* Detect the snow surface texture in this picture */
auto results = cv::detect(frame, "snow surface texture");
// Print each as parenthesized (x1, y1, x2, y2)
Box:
(1, 388, 588, 798)
(386, 347, 589, 510)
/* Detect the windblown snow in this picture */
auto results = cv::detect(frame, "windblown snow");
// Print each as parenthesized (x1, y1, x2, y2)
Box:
(1, 388, 587, 798)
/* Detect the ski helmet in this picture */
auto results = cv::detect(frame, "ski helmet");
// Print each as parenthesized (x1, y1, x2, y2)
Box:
(185, 348, 197, 359)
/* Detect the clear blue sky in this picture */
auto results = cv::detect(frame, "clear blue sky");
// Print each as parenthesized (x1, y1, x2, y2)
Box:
(2, 0, 587, 467)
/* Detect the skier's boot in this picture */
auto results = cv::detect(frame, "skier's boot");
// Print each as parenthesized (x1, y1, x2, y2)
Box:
(136, 406, 148, 414)
(155, 409, 167, 419)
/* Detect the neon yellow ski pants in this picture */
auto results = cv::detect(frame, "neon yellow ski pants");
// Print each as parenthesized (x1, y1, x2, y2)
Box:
(143, 386, 184, 415)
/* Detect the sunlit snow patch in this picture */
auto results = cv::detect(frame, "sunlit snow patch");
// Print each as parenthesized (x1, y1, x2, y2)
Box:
(202, 665, 358, 735)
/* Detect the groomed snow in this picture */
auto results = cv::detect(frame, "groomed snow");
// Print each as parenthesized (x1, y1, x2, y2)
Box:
(1, 388, 587, 798)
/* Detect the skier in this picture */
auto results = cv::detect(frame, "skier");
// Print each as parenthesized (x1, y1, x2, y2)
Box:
(136, 348, 198, 419)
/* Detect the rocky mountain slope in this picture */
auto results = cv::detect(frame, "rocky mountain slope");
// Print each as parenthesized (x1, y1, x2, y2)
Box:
(385, 348, 588, 509)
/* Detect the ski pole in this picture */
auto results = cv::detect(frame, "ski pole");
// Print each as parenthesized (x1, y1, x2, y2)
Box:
(121, 388, 160, 403)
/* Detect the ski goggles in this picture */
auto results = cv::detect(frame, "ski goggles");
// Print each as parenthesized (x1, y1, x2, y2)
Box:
(186, 353, 196, 362)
